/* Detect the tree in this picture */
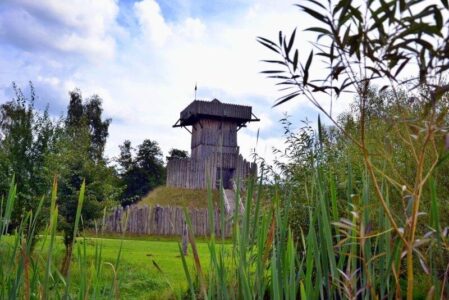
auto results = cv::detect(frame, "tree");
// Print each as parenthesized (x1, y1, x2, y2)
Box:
(84, 95, 111, 162)
(258, 1, 449, 298)
(136, 139, 165, 190)
(117, 140, 138, 205)
(65, 90, 111, 163)
(117, 140, 133, 174)
(54, 89, 119, 275)
(117, 139, 165, 206)
(166, 148, 189, 161)
(0, 82, 58, 233)
(65, 89, 84, 128)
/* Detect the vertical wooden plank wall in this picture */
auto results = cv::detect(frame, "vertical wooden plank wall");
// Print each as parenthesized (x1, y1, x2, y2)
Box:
(103, 204, 232, 237)
(167, 153, 257, 190)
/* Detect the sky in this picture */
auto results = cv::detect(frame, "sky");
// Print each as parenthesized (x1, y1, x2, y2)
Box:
(0, 0, 350, 164)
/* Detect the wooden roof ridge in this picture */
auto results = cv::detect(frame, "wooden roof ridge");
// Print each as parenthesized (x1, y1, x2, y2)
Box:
(173, 98, 259, 128)
(192, 98, 252, 109)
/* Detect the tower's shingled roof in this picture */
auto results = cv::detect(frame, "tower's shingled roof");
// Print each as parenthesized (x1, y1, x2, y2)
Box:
(173, 99, 259, 127)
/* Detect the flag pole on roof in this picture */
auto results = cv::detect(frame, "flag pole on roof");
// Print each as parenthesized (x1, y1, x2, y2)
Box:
(194, 82, 197, 100)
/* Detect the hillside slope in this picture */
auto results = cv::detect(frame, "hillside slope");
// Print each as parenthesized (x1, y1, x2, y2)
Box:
(137, 186, 220, 208)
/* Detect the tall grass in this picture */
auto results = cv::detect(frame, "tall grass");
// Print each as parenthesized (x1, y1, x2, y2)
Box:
(0, 178, 122, 299)
(0, 166, 447, 299)
(181, 167, 449, 299)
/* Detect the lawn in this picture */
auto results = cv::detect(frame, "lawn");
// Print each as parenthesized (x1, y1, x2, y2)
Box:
(1, 235, 217, 299)
(77, 237, 209, 299)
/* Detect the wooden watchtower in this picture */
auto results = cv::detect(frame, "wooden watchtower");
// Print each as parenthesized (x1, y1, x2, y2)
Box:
(167, 99, 259, 190)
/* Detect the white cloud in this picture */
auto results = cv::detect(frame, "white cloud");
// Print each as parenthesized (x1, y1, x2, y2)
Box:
(178, 17, 206, 40)
(246, 112, 274, 134)
(37, 76, 60, 87)
(134, 0, 172, 46)
(0, 0, 120, 60)
(11, 0, 118, 33)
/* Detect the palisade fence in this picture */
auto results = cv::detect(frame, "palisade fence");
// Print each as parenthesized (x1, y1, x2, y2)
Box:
(104, 204, 232, 237)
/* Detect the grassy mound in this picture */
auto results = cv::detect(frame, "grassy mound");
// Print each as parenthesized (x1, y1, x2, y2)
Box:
(137, 186, 220, 208)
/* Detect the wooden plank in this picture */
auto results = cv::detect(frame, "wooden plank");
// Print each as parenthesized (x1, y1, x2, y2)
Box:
(104, 204, 234, 237)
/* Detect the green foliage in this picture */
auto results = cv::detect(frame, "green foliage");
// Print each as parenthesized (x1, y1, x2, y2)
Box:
(65, 89, 111, 163)
(50, 89, 120, 254)
(181, 169, 449, 299)
(117, 139, 165, 206)
(264, 88, 449, 240)
(0, 82, 59, 233)
(0, 178, 120, 298)
(117, 139, 133, 174)
(1, 178, 91, 298)
(0, 84, 121, 253)
(0, 175, 214, 298)
(167, 148, 189, 161)
(257, 1, 449, 298)
(258, 0, 449, 104)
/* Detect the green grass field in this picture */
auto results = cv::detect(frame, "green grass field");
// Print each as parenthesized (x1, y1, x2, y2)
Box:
(1, 235, 215, 299)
